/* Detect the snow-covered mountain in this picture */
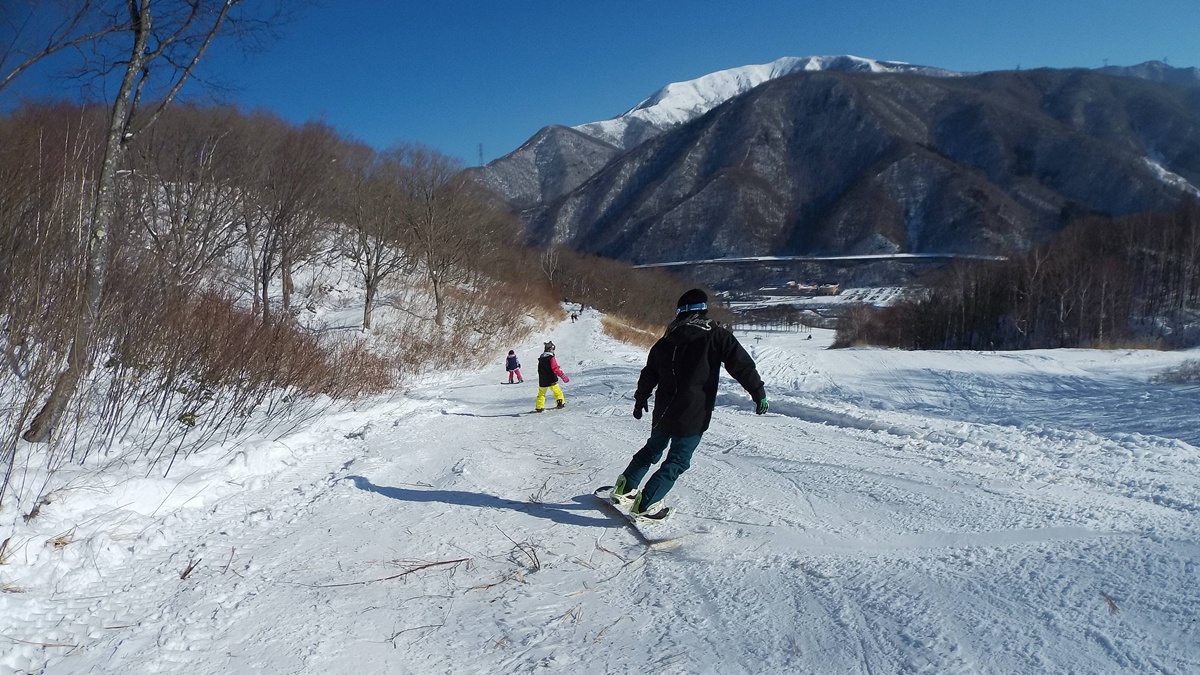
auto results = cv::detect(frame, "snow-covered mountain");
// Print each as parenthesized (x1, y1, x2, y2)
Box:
(467, 56, 1200, 272)
(465, 55, 957, 208)
(1098, 60, 1200, 87)
(573, 55, 958, 150)
(530, 65, 1200, 265)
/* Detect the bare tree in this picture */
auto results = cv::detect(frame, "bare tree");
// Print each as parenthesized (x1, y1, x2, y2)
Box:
(399, 145, 514, 327)
(0, 105, 103, 500)
(337, 145, 416, 330)
(23, 0, 289, 443)
(540, 244, 563, 284)
(124, 104, 243, 291)
(0, 1, 122, 95)
(239, 117, 339, 324)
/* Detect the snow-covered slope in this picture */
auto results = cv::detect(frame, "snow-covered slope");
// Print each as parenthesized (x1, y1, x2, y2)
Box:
(3, 310, 1199, 673)
(573, 55, 958, 149)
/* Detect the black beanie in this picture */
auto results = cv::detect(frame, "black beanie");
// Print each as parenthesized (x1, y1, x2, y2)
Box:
(676, 289, 708, 313)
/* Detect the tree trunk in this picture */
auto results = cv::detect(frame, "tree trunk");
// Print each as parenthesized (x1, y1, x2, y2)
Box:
(259, 240, 273, 325)
(244, 218, 262, 318)
(23, 13, 149, 443)
(432, 276, 445, 327)
(363, 279, 376, 330)
(281, 254, 293, 316)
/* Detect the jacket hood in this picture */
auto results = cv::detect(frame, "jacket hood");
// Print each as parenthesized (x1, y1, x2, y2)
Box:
(664, 314, 714, 345)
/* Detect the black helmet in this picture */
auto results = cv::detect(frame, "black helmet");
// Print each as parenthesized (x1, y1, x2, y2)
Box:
(676, 288, 708, 315)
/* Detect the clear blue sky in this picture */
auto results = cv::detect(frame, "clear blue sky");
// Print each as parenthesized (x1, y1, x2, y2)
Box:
(15, 0, 1200, 165)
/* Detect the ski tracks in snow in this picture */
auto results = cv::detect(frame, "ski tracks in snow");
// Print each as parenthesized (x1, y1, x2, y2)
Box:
(5, 316, 1200, 673)
(589, 331, 1200, 672)
(2, 418, 415, 673)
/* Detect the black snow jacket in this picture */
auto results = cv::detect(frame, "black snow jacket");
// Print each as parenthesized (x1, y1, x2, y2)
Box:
(537, 351, 565, 387)
(635, 313, 766, 437)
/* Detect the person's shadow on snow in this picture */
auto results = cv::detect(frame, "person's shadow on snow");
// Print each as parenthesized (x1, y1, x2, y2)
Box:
(347, 475, 612, 528)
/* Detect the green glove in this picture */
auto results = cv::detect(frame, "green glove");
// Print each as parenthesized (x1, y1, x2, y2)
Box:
(755, 398, 769, 415)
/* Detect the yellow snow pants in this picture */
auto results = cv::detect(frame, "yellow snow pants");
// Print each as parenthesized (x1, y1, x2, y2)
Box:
(535, 384, 564, 410)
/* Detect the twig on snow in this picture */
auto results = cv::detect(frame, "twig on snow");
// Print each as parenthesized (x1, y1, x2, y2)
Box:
(527, 477, 551, 503)
(496, 527, 540, 571)
(222, 547, 243, 577)
(296, 558, 470, 589)
(555, 604, 583, 626)
(1100, 591, 1120, 614)
(594, 539, 627, 563)
(466, 577, 509, 592)
(593, 616, 628, 642)
(180, 558, 201, 580)
(387, 623, 443, 648)
(46, 528, 76, 551)
(596, 548, 650, 584)
(1, 633, 78, 648)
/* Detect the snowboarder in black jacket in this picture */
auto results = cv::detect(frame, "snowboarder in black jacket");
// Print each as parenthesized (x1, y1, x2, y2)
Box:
(613, 289, 768, 518)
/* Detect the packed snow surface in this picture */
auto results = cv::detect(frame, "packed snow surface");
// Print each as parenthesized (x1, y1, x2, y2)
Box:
(3, 310, 1199, 673)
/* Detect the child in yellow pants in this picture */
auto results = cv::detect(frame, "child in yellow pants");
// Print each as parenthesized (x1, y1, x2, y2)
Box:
(535, 383, 565, 411)
(533, 341, 569, 412)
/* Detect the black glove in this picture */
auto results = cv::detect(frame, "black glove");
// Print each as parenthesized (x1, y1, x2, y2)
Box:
(633, 399, 648, 420)
(755, 398, 769, 415)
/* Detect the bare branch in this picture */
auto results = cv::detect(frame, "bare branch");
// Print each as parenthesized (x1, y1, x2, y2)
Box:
(295, 558, 470, 589)
(0, 2, 129, 95)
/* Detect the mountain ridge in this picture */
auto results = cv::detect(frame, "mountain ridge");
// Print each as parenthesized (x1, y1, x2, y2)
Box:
(467, 57, 1200, 267)
(573, 55, 959, 150)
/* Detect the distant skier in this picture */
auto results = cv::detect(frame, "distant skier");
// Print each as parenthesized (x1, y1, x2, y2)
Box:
(533, 341, 569, 412)
(505, 350, 523, 384)
(612, 289, 768, 519)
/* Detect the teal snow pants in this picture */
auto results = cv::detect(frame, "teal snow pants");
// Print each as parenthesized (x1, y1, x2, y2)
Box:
(620, 428, 703, 508)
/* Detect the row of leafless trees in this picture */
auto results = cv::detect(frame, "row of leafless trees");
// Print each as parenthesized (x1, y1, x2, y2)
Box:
(0, 0, 710, 515)
(540, 246, 723, 327)
(0, 105, 524, 369)
(117, 103, 524, 329)
(834, 204, 1200, 350)
(731, 305, 812, 333)
(1, 0, 312, 466)
(0, 98, 545, 511)
(0, 96, 706, 511)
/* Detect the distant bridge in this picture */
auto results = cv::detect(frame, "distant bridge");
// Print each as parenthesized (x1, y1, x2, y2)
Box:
(631, 253, 1007, 269)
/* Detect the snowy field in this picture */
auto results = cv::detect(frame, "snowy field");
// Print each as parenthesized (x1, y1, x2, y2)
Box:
(2, 310, 1199, 673)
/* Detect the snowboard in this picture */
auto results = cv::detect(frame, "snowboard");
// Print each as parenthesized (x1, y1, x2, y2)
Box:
(529, 404, 567, 414)
(592, 486, 682, 549)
